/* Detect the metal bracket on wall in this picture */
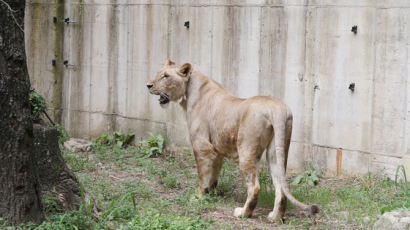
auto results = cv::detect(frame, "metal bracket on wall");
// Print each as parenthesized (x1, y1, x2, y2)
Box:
(63, 60, 76, 68)
(64, 17, 77, 24)
(51, 59, 75, 68)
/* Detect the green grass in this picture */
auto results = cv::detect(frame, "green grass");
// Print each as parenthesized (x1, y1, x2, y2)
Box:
(287, 173, 410, 229)
(41, 189, 63, 215)
(257, 166, 275, 208)
(5, 133, 409, 230)
(122, 208, 213, 230)
(61, 148, 95, 172)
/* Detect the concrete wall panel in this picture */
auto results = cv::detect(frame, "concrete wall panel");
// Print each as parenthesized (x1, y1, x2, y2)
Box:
(309, 7, 374, 151)
(371, 8, 409, 156)
(26, 0, 410, 179)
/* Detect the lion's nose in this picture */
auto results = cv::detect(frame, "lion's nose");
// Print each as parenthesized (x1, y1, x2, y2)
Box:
(146, 83, 153, 89)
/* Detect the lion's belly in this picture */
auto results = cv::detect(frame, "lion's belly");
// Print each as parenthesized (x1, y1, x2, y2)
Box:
(211, 132, 240, 162)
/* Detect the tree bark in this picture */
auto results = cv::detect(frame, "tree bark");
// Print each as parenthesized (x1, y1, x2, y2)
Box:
(33, 124, 97, 214)
(0, 0, 44, 225)
(0, 1, 98, 225)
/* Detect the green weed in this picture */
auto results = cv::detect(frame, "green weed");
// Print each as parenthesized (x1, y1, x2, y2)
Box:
(54, 123, 70, 144)
(290, 170, 319, 186)
(95, 131, 135, 148)
(29, 90, 48, 120)
(138, 132, 165, 158)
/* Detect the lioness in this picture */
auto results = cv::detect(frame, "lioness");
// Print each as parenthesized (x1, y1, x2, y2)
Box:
(147, 60, 319, 221)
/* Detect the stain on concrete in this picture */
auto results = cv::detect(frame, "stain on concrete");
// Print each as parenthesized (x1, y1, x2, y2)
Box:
(336, 148, 342, 176)
(51, 0, 65, 124)
(221, 6, 239, 94)
(107, 0, 119, 132)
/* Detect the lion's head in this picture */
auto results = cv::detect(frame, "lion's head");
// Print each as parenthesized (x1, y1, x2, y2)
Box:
(147, 59, 192, 107)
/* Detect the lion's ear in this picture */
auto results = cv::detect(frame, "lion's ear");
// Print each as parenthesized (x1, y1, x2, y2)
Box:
(177, 63, 192, 78)
(164, 59, 175, 67)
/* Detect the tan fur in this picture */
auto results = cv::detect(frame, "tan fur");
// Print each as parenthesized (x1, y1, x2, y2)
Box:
(147, 60, 319, 222)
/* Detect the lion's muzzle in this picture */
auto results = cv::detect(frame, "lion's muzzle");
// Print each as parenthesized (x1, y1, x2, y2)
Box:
(159, 93, 170, 104)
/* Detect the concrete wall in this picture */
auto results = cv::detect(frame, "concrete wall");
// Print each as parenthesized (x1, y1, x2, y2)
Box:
(25, 0, 410, 179)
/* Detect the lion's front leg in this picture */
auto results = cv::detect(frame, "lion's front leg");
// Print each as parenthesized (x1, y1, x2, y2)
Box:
(193, 149, 224, 197)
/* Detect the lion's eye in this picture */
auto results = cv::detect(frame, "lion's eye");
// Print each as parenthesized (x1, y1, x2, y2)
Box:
(162, 74, 168, 79)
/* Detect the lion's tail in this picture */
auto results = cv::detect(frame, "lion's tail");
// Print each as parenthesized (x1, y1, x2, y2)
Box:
(269, 107, 320, 215)
(280, 177, 320, 214)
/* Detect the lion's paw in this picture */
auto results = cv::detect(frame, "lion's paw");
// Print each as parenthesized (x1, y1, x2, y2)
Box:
(234, 207, 245, 218)
(267, 211, 283, 223)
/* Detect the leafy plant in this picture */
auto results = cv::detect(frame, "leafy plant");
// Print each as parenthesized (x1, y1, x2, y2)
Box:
(29, 90, 48, 120)
(0, 217, 8, 228)
(29, 90, 70, 144)
(139, 132, 165, 158)
(54, 123, 70, 144)
(291, 170, 320, 186)
(94, 131, 135, 148)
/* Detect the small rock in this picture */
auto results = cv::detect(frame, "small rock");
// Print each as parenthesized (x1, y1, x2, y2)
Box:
(64, 138, 92, 152)
(97, 162, 104, 169)
(373, 211, 410, 230)
(96, 162, 104, 173)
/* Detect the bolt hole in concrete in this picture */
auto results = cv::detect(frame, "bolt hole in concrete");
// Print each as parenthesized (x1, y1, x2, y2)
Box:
(349, 83, 355, 92)
(351, 25, 358, 34)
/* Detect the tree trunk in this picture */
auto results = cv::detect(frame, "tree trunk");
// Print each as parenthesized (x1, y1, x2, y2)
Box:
(0, 0, 44, 225)
(0, 0, 94, 225)
(33, 124, 97, 214)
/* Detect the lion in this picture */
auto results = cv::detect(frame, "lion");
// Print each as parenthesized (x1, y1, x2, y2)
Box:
(146, 59, 319, 222)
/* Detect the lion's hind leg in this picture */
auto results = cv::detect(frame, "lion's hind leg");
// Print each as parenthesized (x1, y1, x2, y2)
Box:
(265, 141, 288, 222)
(234, 145, 261, 218)
(266, 120, 292, 222)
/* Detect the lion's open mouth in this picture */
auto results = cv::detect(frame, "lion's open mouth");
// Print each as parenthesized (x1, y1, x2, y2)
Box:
(159, 93, 170, 104)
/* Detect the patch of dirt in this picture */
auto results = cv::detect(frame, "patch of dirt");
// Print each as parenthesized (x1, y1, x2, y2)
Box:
(206, 207, 289, 229)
